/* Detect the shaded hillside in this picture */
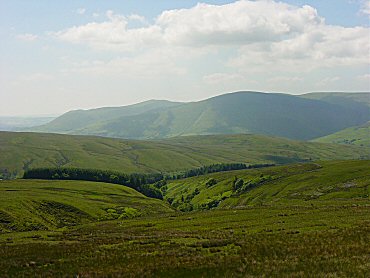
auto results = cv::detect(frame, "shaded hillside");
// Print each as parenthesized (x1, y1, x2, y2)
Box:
(301, 92, 370, 107)
(1, 132, 369, 178)
(0, 116, 55, 131)
(165, 160, 370, 211)
(313, 121, 370, 147)
(0, 179, 172, 232)
(31, 92, 370, 140)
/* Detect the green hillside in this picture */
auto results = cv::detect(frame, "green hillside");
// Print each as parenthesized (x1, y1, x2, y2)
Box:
(31, 91, 370, 140)
(313, 121, 370, 147)
(0, 179, 172, 232)
(31, 100, 180, 133)
(1, 131, 369, 178)
(1, 161, 369, 276)
(165, 160, 370, 211)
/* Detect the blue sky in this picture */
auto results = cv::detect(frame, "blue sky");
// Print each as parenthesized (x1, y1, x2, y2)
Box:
(1, 0, 369, 116)
(1, 1, 369, 28)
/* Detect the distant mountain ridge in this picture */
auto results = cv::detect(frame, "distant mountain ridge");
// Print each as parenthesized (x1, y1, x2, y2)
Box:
(31, 99, 181, 133)
(301, 92, 370, 107)
(0, 116, 55, 131)
(30, 91, 370, 140)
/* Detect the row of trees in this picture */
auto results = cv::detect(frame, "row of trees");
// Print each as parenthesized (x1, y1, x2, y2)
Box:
(22, 163, 275, 200)
(23, 168, 163, 199)
(165, 163, 275, 180)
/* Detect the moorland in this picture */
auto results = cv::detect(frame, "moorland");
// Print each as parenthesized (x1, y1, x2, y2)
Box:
(0, 91, 369, 277)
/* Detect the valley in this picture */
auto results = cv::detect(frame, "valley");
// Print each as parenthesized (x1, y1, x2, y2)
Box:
(2, 0, 370, 276)
(0, 160, 369, 276)
(1, 92, 369, 277)
(1, 131, 369, 178)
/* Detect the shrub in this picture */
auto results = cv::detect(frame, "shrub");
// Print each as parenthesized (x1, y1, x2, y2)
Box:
(177, 203, 193, 212)
(236, 175, 273, 194)
(233, 178, 244, 191)
(205, 178, 217, 188)
(118, 207, 141, 219)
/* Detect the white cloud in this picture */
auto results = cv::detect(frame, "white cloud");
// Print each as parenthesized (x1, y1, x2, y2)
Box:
(157, 1, 323, 46)
(51, 0, 369, 90)
(268, 76, 303, 83)
(16, 33, 38, 41)
(128, 14, 147, 24)
(360, 0, 370, 15)
(229, 24, 369, 72)
(77, 8, 86, 15)
(54, 10, 162, 51)
(203, 73, 244, 85)
(92, 12, 99, 18)
(316, 76, 340, 87)
(53, 1, 326, 49)
(357, 73, 370, 81)
(52, 1, 369, 67)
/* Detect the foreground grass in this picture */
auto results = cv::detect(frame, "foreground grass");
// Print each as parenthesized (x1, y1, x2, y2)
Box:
(0, 205, 369, 277)
(1, 160, 369, 276)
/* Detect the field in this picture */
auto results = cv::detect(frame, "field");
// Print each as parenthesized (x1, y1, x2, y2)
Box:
(1, 131, 369, 178)
(0, 160, 369, 276)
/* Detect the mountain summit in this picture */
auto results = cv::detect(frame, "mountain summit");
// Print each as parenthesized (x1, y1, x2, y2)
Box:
(31, 91, 370, 140)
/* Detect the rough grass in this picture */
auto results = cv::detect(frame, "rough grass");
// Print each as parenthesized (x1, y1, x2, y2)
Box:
(165, 160, 370, 210)
(1, 132, 369, 177)
(1, 160, 369, 276)
(0, 179, 172, 232)
(0, 206, 369, 277)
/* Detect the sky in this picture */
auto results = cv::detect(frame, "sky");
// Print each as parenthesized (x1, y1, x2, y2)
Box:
(0, 0, 369, 116)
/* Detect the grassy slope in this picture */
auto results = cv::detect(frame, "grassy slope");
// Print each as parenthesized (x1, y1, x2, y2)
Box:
(32, 92, 370, 140)
(165, 160, 370, 210)
(1, 132, 369, 177)
(0, 160, 369, 276)
(304, 93, 370, 147)
(313, 121, 370, 147)
(1, 200, 368, 276)
(0, 179, 172, 232)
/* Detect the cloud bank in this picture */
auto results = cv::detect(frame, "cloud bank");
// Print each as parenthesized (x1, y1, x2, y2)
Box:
(52, 0, 368, 73)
